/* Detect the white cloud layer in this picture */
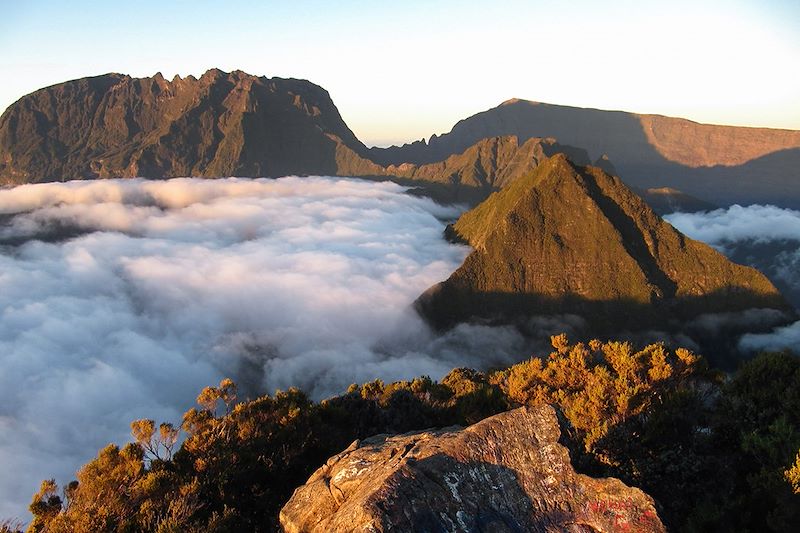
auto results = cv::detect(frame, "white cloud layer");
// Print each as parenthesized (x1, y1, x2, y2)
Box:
(665, 205, 800, 353)
(5, 186, 798, 519)
(0, 177, 536, 520)
(665, 204, 800, 247)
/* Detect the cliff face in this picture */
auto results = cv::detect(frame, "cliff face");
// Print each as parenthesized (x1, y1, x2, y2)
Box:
(636, 113, 800, 167)
(0, 69, 369, 183)
(280, 405, 665, 533)
(416, 154, 789, 334)
(369, 100, 800, 208)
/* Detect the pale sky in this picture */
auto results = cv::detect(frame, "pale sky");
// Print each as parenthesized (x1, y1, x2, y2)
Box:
(1, 0, 798, 146)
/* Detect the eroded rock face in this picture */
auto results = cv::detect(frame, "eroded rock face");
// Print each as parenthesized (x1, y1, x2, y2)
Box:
(0, 69, 369, 184)
(279, 405, 665, 533)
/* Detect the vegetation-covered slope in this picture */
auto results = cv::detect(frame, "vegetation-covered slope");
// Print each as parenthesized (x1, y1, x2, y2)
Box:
(15, 337, 800, 532)
(417, 154, 789, 337)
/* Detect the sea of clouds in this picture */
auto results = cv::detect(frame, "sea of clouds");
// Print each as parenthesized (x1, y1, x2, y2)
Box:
(0, 176, 533, 519)
(666, 204, 800, 352)
(3, 180, 800, 520)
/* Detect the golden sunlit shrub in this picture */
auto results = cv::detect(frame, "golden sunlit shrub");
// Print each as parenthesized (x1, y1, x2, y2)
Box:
(27, 342, 799, 532)
(496, 335, 704, 451)
(786, 451, 800, 495)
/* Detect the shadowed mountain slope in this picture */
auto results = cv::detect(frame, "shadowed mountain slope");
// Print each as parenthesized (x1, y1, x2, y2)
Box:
(416, 154, 790, 336)
(337, 135, 592, 204)
(369, 100, 800, 208)
(385, 135, 590, 190)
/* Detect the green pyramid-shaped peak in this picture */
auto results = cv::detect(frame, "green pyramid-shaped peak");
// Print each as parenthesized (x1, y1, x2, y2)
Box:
(418, 154, 788, 334)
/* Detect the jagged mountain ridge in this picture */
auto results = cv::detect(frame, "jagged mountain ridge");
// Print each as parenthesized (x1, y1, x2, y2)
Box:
(0, 71, 603, 206)
(369, 99, 800, 208)
(0, 69, 371, 183)
(416, 154, 789, 337)
(342, 134, 713, 212)
(384, 135, 590, 189)
(0, 70, 611, 205)
(336, 134, 597, 204)
(2, 71, 797, 208)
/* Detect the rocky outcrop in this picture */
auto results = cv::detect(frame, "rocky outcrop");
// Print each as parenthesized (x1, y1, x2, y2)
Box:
(368, 100, 800, 208)
(280, 405, 665, 533)
(416, 154, 790, 336)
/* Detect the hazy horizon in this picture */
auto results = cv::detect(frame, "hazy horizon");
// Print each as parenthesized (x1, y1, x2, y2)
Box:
(1, 0, 799, 146)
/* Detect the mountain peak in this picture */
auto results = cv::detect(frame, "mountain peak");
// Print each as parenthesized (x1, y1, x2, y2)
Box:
(500, 97, 527, 106)
(200, 67, 226, 80)
(0, 70, 368, 183)
(416, 154, 789, 343)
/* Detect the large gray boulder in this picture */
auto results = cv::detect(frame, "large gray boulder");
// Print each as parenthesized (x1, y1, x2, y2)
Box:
(280, 405, 665, 532)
